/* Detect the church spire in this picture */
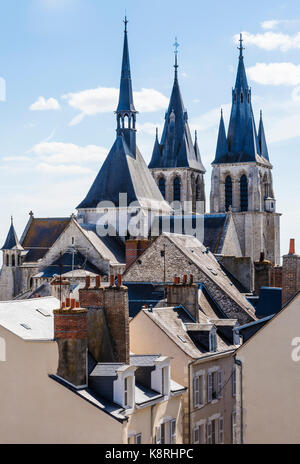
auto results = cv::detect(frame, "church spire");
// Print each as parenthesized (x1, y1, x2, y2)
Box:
(214, 109, 229, 163)
(116, 17, 138, 155)
(173, 37, 179, 81)
(258, 110, 270, 161)
(1, 217, 23, 251)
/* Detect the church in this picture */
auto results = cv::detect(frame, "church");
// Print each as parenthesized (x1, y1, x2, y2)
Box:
(0, 22, 280, 302)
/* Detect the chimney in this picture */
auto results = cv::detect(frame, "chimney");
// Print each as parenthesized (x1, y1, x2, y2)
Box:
(282, 239, 300, 305)
(126, 238, 151, 268)
(54, 302, 88, 388)
(254, 253, 271, 296)
(79, 276, 130, 364)
(50, 278, 70, 303)
(167, 275, 199, 322)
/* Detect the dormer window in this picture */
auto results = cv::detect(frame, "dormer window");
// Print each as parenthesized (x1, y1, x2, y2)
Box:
(209, 329, 217, 353)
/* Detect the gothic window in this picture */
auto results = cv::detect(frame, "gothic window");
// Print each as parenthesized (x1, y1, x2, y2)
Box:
(158, 177, 166, 199)
(225, 176, 233, 212)
(12, 255, 15, 267)
(173, 177, 181, 202)
(191, 175, 196, 212)
(240, 175, 248, 212)
(196, 176, 202, 202)
(241, 93, 244, 103)
(6, 254, 9, 267)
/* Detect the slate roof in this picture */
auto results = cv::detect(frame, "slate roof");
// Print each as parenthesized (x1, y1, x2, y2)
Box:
(116, 18, 136, 114)
(149, 66, 205, 172)
(77, 136, 171, 214)
(21, 218, 71, 263)
(80, 223, 125, 265)
(213, 39, 270, 166)
(37, 250, 101, 278)
(1, 221, 24, 251)
(130, 354, 161, 367)
(0, 296, 59, 340)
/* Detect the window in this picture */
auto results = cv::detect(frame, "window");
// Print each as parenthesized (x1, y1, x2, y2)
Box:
(193, 374, 204, 408)
(12, 255, 15, 267)
(6, 254, 9, 266)
(170, 419, 176, 444)
(225, 176, 233, 212)
(232, 367, 237, 397)
(219, 417, 224, 444)
(208, 370, 222, 402)
(173, 177, 181, 202)
(207, 419, 217, 444)
(209, 330, 217, 353)
(71, 237, 75, 245)
(156, 423, 166, 444)
(124, 377, 129, 407)
(162, 366, 169, 396)
(135, 434, 142, 444)
(194, 423, 206, 444)
(240, 175, 248, 212)
(232, 410, 237, 444)
(158, 177, 166, 199)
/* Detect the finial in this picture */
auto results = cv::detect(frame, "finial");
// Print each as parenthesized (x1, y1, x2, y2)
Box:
(221, 108, 223, 117)
(156, 127, 159, 139)
(124, 13, 128, 33)
(173, 37, 180, 77)
(11, 215, 13, 225)
(260, 109, 263, 119)
(195, 130, 198, 142)
(29, 210, 34, 218)
(238, 33, 244, 58)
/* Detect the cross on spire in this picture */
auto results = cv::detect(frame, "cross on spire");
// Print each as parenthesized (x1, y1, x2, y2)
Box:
(238, 33, 245, 58)
(173, 37, 180, 77)
(124, 14, 128, 32)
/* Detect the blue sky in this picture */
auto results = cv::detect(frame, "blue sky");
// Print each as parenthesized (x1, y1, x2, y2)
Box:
(0, 0, 300, 259)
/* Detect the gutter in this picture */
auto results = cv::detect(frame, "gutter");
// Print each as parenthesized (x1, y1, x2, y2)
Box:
(234, 358, 243, 444)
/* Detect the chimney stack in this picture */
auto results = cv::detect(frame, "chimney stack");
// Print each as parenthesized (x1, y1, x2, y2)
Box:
(167, 275, 199, 322)
(125, 238, 151, 268)
(54, 302, 88, 388)
(282, 239, 300, 305)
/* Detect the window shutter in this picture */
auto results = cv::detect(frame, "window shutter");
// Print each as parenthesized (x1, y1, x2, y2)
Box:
(232, 411, 237, 444)
(194, 376, 200, 407)
(194, 426, 199, 444)
(219, 417, 224, 444)
(207, 421, 212, 444)
(155, 426, 161, 444)
(208, 373, 213, 402)
(170, 419, 176, 444)
(217, 370, 222, 398)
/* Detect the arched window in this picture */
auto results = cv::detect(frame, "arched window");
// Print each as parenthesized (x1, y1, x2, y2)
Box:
(0, 337, 6, 362)
(6, 254, 9, 267)
(173, 177, 181, 202)
(158, 177, 166, 199)
(225, 176, 233, 212)
(241, 93, 244, 103)
(12, 255, 15, 267)
(196, 176, 202, 202)
(240, 175, 248, 212)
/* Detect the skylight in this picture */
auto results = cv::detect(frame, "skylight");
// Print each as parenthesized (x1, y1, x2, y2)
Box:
(36, 308, 51, 317)
(20, 323, 31, 330)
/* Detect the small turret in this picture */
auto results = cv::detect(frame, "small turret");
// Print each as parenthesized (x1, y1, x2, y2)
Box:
(1, 217, 24, 268)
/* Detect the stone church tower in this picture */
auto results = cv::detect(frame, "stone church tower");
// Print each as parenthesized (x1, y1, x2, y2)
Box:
(0, 218, 24, 300)
(149, 41, 206, 214)
(210, 35, 280, 265)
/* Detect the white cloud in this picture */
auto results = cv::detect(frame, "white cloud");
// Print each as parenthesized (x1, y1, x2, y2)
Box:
(261, 20, 282, 30)
(36, 163, 93, 176)
(30, 96, 61, 111)
(234, 31, 300, 52)
(63, 87, 169, 125)
(2, 156, 31, 162)
(247, 62, 300, 86)
(31, 142, 108, 165)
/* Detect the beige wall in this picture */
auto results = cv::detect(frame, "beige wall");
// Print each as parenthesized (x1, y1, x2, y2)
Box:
(0, 328, 124, 444)
(236, 293, 300, 444)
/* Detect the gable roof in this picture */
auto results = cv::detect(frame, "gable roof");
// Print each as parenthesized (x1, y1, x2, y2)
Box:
(21, 218, 71, 263)
(1, 221, 23, 251)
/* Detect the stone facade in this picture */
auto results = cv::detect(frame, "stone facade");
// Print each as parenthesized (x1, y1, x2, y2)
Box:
(151, 167, 205, 214)
(210, 162, 280, 265)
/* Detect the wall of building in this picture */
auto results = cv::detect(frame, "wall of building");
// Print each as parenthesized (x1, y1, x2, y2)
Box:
(0, 328, 124, 444)
(236, 293, 300, 444)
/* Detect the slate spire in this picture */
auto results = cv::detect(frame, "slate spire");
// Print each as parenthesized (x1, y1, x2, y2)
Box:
(1, 217, 24, 251)
(214, 109, 229, 163)
(149, 40, 205, 172)
(258, 110, 270, 161)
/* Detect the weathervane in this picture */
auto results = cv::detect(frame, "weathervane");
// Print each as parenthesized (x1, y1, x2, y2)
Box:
(173, 37, 180, 74)
(124, 12, 128, 32)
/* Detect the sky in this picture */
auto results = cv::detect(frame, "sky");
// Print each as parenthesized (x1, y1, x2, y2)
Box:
(0, 0, 300, 261)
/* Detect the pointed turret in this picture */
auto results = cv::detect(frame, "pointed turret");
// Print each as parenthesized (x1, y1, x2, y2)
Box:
(1, 217, 23, 251)
(258, 110, 270, 161)
(194, 131, 206, 172)
(214, 109, 229, 163)
(149, 39, 205, 172)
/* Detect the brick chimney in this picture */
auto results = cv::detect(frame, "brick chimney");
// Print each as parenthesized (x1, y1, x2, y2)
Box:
(54, 301, 88, 388)
(166, 275, 199, 322)
(126, 238, 150, 268)
(282, 239, 300, 305)
(79, 275, 130, 364)
(50, 278, 70, 303)
(254, 252, 272, 296)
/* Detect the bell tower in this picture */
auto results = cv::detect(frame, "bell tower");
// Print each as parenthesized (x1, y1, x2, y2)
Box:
(210, 35, 280, 264)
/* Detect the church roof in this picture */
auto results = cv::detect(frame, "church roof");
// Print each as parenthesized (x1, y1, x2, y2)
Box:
(149, 50, 205, 172)
(77, 136, 171, 213)
(258, 111, 269, 161)
(213, 35, 270, 166)
(1, 218, 23, 251)
(21, 218, 71, 262)
(77, 21, 171, 214)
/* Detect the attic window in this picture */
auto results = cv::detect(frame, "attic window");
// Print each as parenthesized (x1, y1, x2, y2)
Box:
(178, 335, 187, 343)
(36, 309, 51, 317)
(20, 323, 31, 330)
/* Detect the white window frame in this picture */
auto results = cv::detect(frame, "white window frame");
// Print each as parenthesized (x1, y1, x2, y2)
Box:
(209, 328, 217, 353)
(208, 367, 222, 402)
(193, 370, 205, 408)
(217, 369, 223, 399)
(124, 377, 129, 407)
(207, 414, 221, 444)
(219, 417, 224, 444)
(194, 420, 206, 444)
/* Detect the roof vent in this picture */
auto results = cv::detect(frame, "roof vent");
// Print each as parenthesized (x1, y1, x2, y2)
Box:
(36, 308, 51, 317)
(20, 323, 31, 330)
(178, 335, 187, 343)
